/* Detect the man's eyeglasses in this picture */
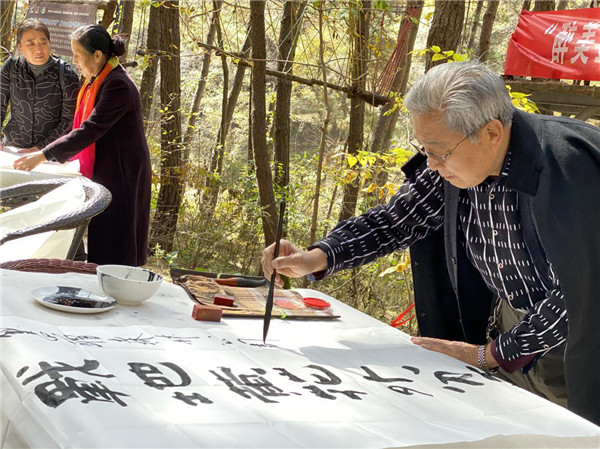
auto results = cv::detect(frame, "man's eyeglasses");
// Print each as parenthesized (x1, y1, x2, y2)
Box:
(409, 133, 472, 164)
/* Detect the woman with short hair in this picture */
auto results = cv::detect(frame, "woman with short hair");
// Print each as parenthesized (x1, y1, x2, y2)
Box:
(0, 19, 80, 151)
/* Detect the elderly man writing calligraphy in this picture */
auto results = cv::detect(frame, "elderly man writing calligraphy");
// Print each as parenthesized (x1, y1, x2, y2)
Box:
(262, 61, 600, 425)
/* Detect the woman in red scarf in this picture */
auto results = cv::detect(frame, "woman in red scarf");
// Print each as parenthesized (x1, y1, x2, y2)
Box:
(14, 25, 151, 267)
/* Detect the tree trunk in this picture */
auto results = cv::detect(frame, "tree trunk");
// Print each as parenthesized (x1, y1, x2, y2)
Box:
(338, 0, 371, 223)
(183, 4, 217, 159)
(272, 1, 307, 191)
(149, 1, 183, 253)
(425, 0, 465, 72)
(467, 0, 484, 51)
(99, 0, 119, 30)
(201, 26, 251, 214)
(477, 0, 500, 63)
(0, 0, 15, 62)
(309, 0, 331, 246)
(522, 1, 532, 11)
(371, 1, 422, 154)
(204, 1, 230, 212)
(556, 0, 569, 9)
(250, 0, 278, 246)
(223, 29, 251, 145)
(140, 4, 161, 121)
(211, 26, 252, 175)
(533, 0, 555, 10)
(368, 1, 423, 206)
(116, 0, 135, 61)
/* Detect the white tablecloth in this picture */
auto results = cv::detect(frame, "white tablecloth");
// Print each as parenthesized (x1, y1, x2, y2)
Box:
(1, 269, 599, 449)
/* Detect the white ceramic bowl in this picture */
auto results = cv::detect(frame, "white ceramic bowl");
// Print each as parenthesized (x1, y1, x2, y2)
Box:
(97, 265, 163, 306)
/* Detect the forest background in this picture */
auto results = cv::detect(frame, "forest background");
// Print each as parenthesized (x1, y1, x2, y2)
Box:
(1, 0, 598, 334)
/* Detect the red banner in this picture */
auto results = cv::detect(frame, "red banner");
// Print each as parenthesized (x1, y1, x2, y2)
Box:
(505, 8, 600, 81)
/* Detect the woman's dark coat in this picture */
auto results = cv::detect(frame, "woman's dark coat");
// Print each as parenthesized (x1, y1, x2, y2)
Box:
(43, 65, 151, 266)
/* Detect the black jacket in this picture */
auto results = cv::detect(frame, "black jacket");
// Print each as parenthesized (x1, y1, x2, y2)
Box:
(408, 109, 600, 425)
(0, 55, 79, 148)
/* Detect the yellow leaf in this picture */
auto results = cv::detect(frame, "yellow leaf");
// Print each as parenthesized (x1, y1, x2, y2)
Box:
(347, 155, 358, 167)
(396, 262, 407, 273)
(432, 53, 446, 61)
(431, 45, 441, 53)
(364, 183, 378, 193)
(342, 171, 358, 184)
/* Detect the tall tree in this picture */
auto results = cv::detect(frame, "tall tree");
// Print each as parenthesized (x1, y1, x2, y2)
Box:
(201, 25, 252, 219)
(115, 0, 135, 61)
(309, 0, 332, 246)
(371, 1, 423, 155)
(220, 29, 251, 148)
(204, 0, 229, 212)
(477, 0, 500, 62)
(183, 3, 217, 159)
(466, 0, 484, 52)
(0, 0, 16, 62)
(140, 3, 161, 121)
(425, 0, 465, 71)
(272, 1, 307, 191)
(250, 0, 278, 246)
(149, 1, 183, 253)
(368, 1, 423, 205)
(338, 0, 371, 223)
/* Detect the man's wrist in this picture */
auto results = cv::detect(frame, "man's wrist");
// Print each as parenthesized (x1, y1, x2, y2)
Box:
(478, 343, 498, 372)
(307, 248, 328, 273)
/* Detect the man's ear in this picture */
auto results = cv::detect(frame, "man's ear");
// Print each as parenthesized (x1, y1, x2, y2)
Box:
(483, 119, 504, 148)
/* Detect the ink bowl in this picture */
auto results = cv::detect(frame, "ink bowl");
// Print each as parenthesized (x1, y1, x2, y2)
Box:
(97, 265, 163, 306)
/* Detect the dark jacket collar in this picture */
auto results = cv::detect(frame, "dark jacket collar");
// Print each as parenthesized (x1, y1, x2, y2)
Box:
(504, 109, 543, 196)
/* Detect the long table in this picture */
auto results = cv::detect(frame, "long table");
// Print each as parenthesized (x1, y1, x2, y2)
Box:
(1, 268, 599, 448)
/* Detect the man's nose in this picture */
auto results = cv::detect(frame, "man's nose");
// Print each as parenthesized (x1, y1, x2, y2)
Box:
(427, 156, 443, 172)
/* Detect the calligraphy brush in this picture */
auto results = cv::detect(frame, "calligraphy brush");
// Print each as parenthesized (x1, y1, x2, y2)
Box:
(263, 200, 286, 343)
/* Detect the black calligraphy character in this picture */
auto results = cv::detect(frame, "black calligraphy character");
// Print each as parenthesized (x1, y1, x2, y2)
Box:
(109, 333, 157, 346)
(57, 378, 128, 407)
(361, 366, 412, 383)
(38, 332, 60, 342)
(299, 366, 366, 400)
(361, 366, 432, 397)
(156, 334, 202, 345)
(128, 362, 191, 390)
(19, 360, 113, 385)
(61, 334, 103, 347)
(17, 360, 127, 408)
(402, 366, 420, 375)
(303, 385, 367, 400)
(173, 392, 213, 405)
(210, 367, 289, 403)
(305, 365, 341, 385)
(434, 371, 485, 393)
(387, 385, 433, 397)
(272, 367, 305, 382)
(0, 328, 37, 339)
